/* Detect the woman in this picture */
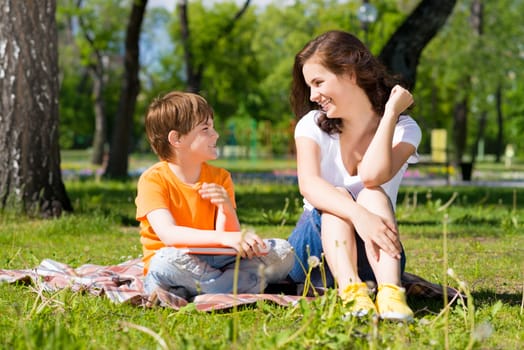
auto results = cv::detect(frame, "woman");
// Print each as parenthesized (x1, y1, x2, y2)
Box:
(287, 30, 421, 321)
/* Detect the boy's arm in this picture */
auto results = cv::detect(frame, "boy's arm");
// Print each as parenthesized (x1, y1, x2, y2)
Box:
(215, 204, 241, 231)
(147, 208, 263, 258)
(199, 182, 241, 231)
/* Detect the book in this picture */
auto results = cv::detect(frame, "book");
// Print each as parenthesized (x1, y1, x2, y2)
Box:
(180, 244, 270, 256)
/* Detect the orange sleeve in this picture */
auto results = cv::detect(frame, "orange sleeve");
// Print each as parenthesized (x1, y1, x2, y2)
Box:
(135, 167, 169, 221)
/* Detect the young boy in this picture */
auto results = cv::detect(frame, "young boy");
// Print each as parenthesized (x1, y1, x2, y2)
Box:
(136, 91, 294, 299)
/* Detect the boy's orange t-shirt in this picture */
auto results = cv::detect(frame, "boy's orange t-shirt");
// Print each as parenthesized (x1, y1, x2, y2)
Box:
(135, 161, 236, 273)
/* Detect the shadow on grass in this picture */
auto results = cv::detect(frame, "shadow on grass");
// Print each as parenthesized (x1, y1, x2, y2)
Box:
(409, 297, 444, 317)
(398, 218, 500, 226)
(400, 187, 524, 208)
(408, 289, 522, 320)
(401, 231, 509, 240)
(472, 289, 523, 307)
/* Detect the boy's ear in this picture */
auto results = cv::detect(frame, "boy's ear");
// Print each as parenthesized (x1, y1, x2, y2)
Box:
(168, 130, 181, 147)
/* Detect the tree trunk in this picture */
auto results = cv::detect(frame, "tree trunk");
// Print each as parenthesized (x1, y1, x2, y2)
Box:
(90, 67, 107, 165)
(472, 111, 487, 163)
(104, 0, 148, 179)
(77, 0, 108, 166)
(452, 98, 468, 165)
(178, 0, 199, 93)
(379, 0, 457, 89)
(495, 84, 503, 162)
(470, 0, 484, 164)
(0, 0, 72, 217)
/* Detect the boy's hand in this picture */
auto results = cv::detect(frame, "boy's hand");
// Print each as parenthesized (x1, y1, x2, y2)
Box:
(222, 230, 266, 259)
(199, 182, 233, 208)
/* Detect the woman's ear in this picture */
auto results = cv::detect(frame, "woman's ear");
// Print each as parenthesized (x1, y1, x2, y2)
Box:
(168, 130, 181, 147)
(346, 70, 357, 84)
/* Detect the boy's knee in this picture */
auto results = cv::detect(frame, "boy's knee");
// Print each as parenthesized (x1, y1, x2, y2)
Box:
(148, 247, 189, 271)
(261, 239, 294, 282)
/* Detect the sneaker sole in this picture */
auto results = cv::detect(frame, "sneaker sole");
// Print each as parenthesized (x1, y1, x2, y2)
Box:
(379, 312, 414, 322)
(342, 309, 375, 320)
(352, 310, 372, 317)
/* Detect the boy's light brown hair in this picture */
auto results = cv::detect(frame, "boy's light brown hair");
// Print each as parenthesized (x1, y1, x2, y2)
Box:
(145, 91, 214, 161)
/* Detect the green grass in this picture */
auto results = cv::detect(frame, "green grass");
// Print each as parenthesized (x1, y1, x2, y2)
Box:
(1, 154, 523, 348)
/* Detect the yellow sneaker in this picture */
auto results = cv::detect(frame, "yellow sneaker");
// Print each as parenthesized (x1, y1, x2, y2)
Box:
(375, 283, 414, 322)
(340, 283, 377, 317)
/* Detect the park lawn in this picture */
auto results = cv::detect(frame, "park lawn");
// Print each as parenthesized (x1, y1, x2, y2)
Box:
(0, 179, 523, 349)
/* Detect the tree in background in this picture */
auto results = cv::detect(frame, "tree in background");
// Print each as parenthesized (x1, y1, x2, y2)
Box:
(0, 0, 72, 217)
(57, 0, 128, 161)
(143, 0, 262, 153)
(241, 0, 456, 155)
(76, 0, 130, 165)
(56, 1, 93, 150)
(414, 0, 524, 165)
(52, 0, 522, 174)
(104, 0, 148, 178)
(177, 0, 252, 94)
(378, 0, 457, 89)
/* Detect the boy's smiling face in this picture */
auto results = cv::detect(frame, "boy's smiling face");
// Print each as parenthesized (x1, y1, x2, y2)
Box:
(177, 118, 219, 161)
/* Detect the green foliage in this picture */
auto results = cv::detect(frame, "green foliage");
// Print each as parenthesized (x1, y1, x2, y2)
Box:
(167, 1, 264, 121)
(56, 0, 524, 160)
(260, 197, 303, 226)
(57, 0, 130, 150)
(413, 0, 524, 158)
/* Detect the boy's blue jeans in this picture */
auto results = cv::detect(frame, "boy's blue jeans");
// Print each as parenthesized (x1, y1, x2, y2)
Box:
(144, 238, 294, 297)
(287, 209, 406, 288)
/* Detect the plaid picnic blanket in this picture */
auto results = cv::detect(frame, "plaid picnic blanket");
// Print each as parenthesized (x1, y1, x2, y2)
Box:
(0, 258, 462, 311)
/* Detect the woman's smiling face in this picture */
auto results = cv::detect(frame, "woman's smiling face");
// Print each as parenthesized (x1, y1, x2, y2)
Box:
(302, 60, 355, 119)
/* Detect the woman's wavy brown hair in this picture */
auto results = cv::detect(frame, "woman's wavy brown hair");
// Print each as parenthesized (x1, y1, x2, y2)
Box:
(290, 30, 402, 135)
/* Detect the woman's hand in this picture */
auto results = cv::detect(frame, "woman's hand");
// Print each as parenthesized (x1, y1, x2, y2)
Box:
(352, 208, 401, 261)
(384, 84, 414, 117)
(221, 230, 267, 259)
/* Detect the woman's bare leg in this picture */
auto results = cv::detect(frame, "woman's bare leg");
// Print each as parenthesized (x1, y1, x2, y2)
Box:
(356, 187, 401, 286)
(321, 188, 360, 292)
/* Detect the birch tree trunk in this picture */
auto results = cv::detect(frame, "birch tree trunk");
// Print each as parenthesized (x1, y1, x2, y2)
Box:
(0, 0, 72, 217)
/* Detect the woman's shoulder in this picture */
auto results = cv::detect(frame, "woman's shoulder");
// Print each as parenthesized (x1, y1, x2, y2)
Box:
(296, 110, 320, 125)
(395, 115, 422, 146)
(295, 110, 323, 136)
(397, 115, 421, 131)
(398, 114, 418, 125)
